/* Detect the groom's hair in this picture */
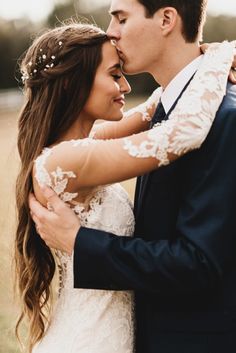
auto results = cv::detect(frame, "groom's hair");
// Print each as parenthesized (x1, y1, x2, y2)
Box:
(138, 0, 207, 42)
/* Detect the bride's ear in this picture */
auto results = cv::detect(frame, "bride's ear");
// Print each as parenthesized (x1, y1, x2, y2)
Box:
(159, 7, 178, 36)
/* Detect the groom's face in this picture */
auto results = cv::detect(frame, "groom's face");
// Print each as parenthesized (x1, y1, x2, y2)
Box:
(107, 0, 164, 75)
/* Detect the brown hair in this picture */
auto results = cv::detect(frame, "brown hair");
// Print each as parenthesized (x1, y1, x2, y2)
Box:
(138, 0, 207, 42)
(15, 22, 108, 351)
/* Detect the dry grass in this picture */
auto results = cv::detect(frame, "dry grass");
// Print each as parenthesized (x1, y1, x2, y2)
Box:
(0, 110, 21, 353)
(0, 97, 142, 352)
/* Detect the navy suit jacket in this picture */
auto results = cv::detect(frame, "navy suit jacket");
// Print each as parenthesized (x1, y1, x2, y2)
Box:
(73, 83, 236, 352)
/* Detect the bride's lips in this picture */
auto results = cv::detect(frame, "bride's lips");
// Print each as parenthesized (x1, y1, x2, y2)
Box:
(114, 96, 125, 106)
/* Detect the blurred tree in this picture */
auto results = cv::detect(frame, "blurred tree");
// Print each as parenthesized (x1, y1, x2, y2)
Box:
(203, 15, 236, 42)
(47, 1, 110, 31)
(0, 1, 235, 91)
(0, 18, 38, 89)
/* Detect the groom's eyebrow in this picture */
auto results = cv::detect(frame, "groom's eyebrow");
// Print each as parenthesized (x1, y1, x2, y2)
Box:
(109, 10, 127, 17)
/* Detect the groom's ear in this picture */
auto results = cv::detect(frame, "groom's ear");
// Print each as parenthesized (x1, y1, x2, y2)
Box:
(158, 7, 178, 36)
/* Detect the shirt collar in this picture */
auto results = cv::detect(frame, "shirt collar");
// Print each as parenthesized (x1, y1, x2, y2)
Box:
(161, 55, 204, 114)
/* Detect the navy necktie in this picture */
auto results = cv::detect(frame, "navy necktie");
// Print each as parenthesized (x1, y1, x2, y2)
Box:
(150, 101, 166, 128)
(137, 73, 197, 212)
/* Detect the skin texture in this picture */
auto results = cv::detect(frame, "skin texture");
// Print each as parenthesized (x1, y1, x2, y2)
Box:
(107, 0, 201, 87)
(56, 41, 131, 143)
(29, 1, 236, 254)
(81, 41, 131, 124)
(30, 186, 79, 254)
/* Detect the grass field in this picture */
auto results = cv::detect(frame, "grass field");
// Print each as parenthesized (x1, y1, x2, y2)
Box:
(0, 97, 141, 352)
(0, 110, 21, 353)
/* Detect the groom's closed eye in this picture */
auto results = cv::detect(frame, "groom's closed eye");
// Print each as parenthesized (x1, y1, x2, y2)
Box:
(110, 10, 128, 24)
(118, 17, 126, 24)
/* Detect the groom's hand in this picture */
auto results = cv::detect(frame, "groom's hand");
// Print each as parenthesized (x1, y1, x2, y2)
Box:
(200, 42, 236, 84)
(29, 187, 80, 255)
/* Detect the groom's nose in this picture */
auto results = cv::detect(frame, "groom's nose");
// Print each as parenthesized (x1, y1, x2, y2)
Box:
(106, 20, 120, 41)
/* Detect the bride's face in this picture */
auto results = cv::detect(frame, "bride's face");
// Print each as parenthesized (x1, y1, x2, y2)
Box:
(81, 41, 131, 122)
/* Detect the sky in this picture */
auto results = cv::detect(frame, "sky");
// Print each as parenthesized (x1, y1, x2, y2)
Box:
(0, 0, 235, 22)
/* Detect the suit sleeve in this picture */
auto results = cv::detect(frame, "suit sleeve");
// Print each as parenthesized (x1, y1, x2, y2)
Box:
(73, 107, 236, 294)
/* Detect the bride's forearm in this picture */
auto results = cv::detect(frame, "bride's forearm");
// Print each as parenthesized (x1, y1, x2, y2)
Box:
(90, 112, 150, 140)
(35, 42, 234, 197)
(91, 89, 162, 139)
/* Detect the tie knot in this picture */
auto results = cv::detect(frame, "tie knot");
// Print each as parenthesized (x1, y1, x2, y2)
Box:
(150, 101, 166, 128)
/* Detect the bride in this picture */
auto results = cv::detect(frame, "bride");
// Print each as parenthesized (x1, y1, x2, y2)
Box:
(15, 22, 234, 352)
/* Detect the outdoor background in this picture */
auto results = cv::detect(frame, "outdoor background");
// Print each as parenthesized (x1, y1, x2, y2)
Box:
(0, 1, 235, 352)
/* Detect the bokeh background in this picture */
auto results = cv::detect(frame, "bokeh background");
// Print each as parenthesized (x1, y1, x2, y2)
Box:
(0, 1, 235, 352)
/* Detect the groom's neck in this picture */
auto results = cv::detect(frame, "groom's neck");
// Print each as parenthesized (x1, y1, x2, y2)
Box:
(151, 41, 201, 89)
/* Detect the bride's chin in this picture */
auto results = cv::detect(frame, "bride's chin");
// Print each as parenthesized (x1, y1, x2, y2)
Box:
(107, 110, 124, 122)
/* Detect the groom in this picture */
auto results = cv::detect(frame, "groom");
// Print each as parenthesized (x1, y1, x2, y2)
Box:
(30, 1, 236, 352)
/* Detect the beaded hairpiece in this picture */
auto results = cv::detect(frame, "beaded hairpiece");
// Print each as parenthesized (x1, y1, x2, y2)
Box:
(21, 40, 63, 84)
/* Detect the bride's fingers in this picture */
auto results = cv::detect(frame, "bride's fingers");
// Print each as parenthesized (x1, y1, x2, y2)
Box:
(232, 49, 236, 69)
(229, 68, 236, 84)
(200, 42, 210, 54)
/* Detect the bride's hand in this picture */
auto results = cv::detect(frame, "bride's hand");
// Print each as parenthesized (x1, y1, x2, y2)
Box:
(200, 42, 236, 84)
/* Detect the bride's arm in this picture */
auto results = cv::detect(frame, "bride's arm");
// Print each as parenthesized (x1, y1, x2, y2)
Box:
(91, 41, 236, 140)
(34, 42, 234, 199)
(90, 87, 162, 139)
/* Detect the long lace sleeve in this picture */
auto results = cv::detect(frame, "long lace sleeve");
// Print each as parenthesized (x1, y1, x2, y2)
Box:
(34, 42, 234, 194)
(123, 41, 235, 164)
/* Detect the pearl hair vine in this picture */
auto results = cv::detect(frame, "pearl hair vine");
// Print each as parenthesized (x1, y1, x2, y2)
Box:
(21, 40, 63, 84)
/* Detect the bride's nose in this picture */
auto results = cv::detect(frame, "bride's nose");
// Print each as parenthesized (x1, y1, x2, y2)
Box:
(120, 76, 131, 95)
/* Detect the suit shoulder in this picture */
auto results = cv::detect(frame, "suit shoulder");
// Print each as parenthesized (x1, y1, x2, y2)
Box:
(218, 83, 236, 112)
(208, 83, 236, 138)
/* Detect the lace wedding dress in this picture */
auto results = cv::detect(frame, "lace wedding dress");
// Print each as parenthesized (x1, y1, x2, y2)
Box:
(32, 178, 135, 353)
(32, 42, 234, 353)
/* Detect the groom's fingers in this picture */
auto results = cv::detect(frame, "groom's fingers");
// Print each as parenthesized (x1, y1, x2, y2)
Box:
(40, 186, 66, 214)
(29, 192, 48, 220)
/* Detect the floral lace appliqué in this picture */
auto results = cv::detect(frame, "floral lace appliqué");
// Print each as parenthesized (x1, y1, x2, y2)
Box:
(123, 41, 235, 166)
(34, 148, 78, 202)
(33, 140, 135, 353)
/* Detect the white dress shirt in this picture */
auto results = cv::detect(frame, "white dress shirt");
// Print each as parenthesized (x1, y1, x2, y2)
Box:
(161, 55, 204, 114)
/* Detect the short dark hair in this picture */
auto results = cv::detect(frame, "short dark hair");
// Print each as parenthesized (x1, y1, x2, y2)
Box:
(138, 0, 207, 42)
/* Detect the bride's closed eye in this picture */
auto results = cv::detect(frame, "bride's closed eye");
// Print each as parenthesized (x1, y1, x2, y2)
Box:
(112, 74, 122, 81)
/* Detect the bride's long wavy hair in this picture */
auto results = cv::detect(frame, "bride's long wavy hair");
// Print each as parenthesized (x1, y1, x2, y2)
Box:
(15, 22, 108, 352)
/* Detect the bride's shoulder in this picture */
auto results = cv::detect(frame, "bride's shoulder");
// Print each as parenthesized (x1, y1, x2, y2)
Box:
(35, 137, 97, 165)
(32, 137, 97, 206)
